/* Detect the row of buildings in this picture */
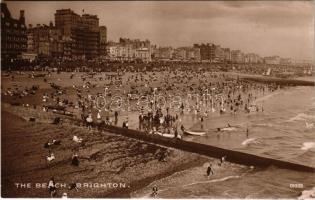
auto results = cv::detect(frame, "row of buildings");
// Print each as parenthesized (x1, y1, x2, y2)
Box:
(152, 43, 291, 64)
(150, 44, 291, 65)
(25, 8, 107, 60)
(151, 46, 201, 61)
(1, 3, 108, 61)
(1, 3, 311, 65)
(149, 44, 263, 64)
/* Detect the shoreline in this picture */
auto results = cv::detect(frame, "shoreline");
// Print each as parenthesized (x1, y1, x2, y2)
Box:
(104, 155, 208, 198)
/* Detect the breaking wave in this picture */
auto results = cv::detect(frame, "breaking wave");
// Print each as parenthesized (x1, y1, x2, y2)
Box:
(181, 175, 241, 187)
(242, 138, 261, 146)
(287, 113, 315, 122)
(301, 142, 315, 151)
(298, 186, 315, 200)
(139, 175, 241, 198)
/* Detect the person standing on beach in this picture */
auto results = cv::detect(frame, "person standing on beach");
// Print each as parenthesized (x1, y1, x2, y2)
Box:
(125, 118, 129, 129)
(86, 114, 93, 130)
(200, 116, 204, 129)
(48, 177, 57, 197)
(97, 110, 102, 123)
(152, 185, 158, 197)
(71, 152, 79, 166)
(114, 111, 118, 125)
(219, 156, 227, 166)
(122, 118, 129, 129)
(180, 103, 184, 115)
(207, 164, 214, 176)
(174, 128, 179, 139)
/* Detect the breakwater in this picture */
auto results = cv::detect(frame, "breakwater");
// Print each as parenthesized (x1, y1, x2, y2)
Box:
(98, 124, 315, 172)
(241, 76, 315, 86)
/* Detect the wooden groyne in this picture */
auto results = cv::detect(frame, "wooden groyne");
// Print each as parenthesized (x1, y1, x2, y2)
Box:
(98, 125, 315, 172)
(241, 76, 315, 86)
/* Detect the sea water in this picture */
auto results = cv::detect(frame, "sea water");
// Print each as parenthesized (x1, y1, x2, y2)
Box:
(131, 86, 315, 198)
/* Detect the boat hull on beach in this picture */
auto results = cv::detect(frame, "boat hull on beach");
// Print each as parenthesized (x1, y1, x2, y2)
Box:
(154, 131, 182, 139)
(183, 130, 206, 136)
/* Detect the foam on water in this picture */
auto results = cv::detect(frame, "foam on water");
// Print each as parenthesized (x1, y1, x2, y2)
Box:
(287, 113, 315, 122)
(298, 187, 315, 200)
(305, 122, 314, 129)
(139, 175, 242, 198)
(255, 123, 274, 127)
(254, 92, 279, 103)
(132, 160, 255, 198)
(242, 138, 261, 146)
(221, 127, 238, 131)
(244, 190, 265, 199)
(301, 142, 315, 151)
(181, 175, 241, 188)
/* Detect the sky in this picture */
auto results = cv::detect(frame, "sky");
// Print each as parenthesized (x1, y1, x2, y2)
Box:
(5, 1, 314, 61)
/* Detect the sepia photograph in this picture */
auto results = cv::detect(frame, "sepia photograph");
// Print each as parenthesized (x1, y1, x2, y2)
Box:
(1, 0, 314, 198)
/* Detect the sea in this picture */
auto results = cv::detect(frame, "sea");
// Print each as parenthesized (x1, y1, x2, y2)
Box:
(131, 86, 315, 198)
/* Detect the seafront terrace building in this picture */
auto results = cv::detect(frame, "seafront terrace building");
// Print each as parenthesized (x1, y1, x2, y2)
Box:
(54, 9, 106, 60)
(231, 50, 244, 64)
(193, 43, 215, 62)
(153, 47, 174, 60)
(264, 56, 280, 65)
(25, 23, 63, 58)
(214, 45, 225, 63)
(99, 26, 107, 59)
(222, 48, 231, 62)
(106, 38, 151, 62)
(1, 3, 27, 61)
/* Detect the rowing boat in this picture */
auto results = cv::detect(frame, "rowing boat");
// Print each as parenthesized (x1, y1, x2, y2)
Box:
(154, 131, 182, 139)
(183, 130, 206, 136)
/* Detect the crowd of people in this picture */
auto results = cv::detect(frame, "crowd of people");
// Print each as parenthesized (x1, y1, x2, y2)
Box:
(3, 58, 312, 77)
(25, 65, 282, 143)
(4, 62, 283, 139)
(2, 60, 298, 197)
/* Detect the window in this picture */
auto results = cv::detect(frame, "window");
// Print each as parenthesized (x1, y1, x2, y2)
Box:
(5, 22, 10, 26)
